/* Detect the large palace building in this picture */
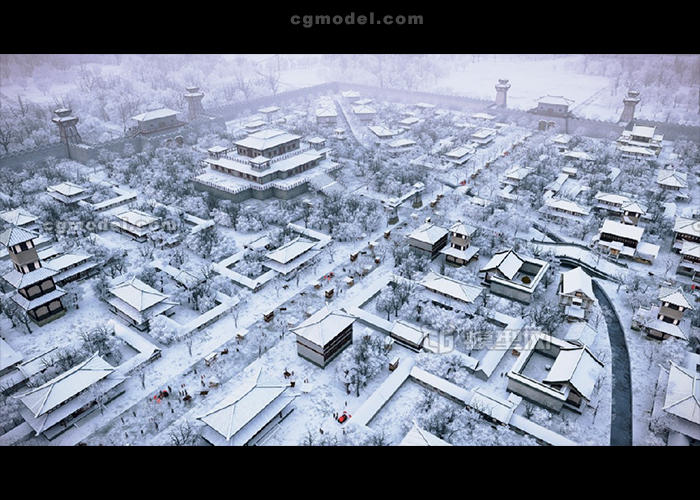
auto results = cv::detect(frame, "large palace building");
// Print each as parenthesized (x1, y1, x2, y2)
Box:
(194, 128, 341, 202)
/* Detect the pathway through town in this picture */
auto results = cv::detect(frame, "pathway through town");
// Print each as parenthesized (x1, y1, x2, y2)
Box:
(592, 280, 633, 446)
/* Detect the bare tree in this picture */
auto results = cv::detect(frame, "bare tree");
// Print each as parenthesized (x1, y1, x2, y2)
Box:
(169, 421, 197, 446)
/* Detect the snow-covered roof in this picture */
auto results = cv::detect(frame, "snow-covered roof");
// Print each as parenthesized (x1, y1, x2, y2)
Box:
(315, 106, 337, 117)
(131, 108, 179, 122)
(408, 222, 449, 245)
(680, 240, 700, 259)
(468, 388, 518, 425)
(341, 90, 361, 98)
(391, 320, 429, 347)
(233, 129, 301, 151)
(47, 182, 85, 197)
(2, 266, 57, 290)
(368, 125, 398, 138)
(266, 236, 317, 265)
(352, 104, 376, 115)
(560, 266, 594, 299)
(659, 287, 694, 310)
(640, 313, 688, 340)
(445, 146, 475, 159)
(503, 165, 532, 180)
(420, 271, 482, 304)
(18, 353, 115, 418)
(621, 201, 647, 214)
(399, 422, 452, 446)
(198, 367, 296, 445)
(257, 106, 280, 114)
(561, 150, 594, 161)
(244, 120, 266, 129)
(537, 95, 574, 106)
(564, 322, 598, 347)
(663, 363, 700, 426)
(544, 346, 603, 401)
(12, 286, 66, 312)
(290, 305, 356, 347)
(471, 128, 497, 139)
(387, 139, 416, 148)
(0, 226, 38, 248)
(480, 249, 525, 281)
(636, 241, 660, 260)
(43, 253, 91, 273)
(0, 208, 38, 227)
(0, 337, 22, 372)
(545, 173, 570, 192)
(471, 112, 496, 120)
(450, 221, 477, 237)
(114, 210, 160, 228)
(440, 244, 480, 263)
(674, 217, 700, 238)
(600, 219, 644, 242)
(620, 145, 656, 156)
(657, 170, 688, 188)
(354, 98, 373, 105)
(595, 191, 631, 206)
(545, 198, 590, 216)
(630, 125, 656, 139)
(109, 277, 170, 313)
(398, 116, 420, 125)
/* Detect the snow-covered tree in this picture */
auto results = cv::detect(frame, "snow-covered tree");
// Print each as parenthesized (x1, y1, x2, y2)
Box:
(336, 333, 388, 397)
(148, 315, 185, 345)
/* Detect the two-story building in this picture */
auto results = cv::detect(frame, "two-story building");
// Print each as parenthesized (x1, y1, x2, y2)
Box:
(47, 182, 91, 205)
(594, 192, 647, 226)
(672, 217, 700, 253)
(408, 222, 449, 260)
(233, 129, 301, 159)
(595, 219, 644, 259)
(440, 221, 479, 266)
(632, 287, 694, 341)
(290, 305, 356, 368)
(657, 169, 689, 200)
(111, 210, 161, 243)
(617, 124, 663, 157)
(677, 241, 700, 282)
(558, 266, 597, 321)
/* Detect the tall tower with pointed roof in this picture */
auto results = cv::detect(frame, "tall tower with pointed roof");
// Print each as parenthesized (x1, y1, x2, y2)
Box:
(0, 226, 66, 326)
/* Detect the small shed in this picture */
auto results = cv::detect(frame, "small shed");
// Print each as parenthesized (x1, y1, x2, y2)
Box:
(389, 357, 400, 371)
